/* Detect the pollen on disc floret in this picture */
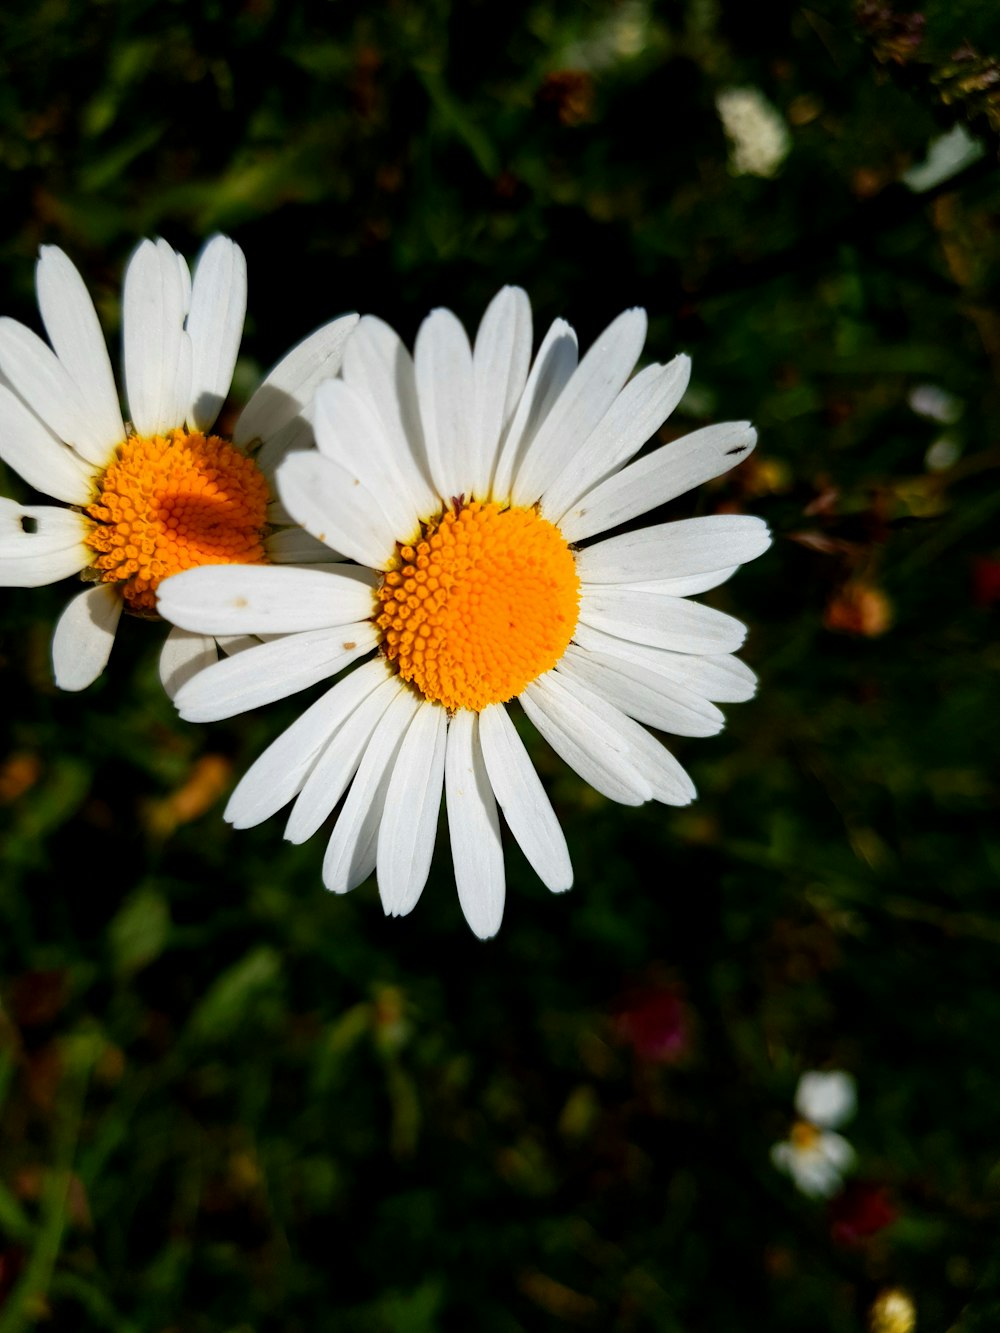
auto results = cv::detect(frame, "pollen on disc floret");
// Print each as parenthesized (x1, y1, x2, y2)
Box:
(376, 499, 581, 713)
(85, 430, 270, 613)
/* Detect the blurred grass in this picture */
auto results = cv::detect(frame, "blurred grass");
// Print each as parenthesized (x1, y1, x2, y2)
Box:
(0, 0, 999, 1329)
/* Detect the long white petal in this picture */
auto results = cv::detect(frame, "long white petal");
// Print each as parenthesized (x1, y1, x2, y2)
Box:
(576, 515, 772, 584)
(571, 623, 758, 702)
(520, 674, 651, 806)
(313, 379, 423, 538)
(0, 319, 109, 466)
(414, 307, 475, 502)
(173, 623, 378, 722)
(549, 668, 697, 806)
(559, 644, 725, 737)
(122, 238, 190, 436)
(233, 313, 360, 448)
(0, 499, 90, 586)
(225, 658, 393, 830)
(276, 450, 397, 570)
(51, 583, 122, 691)
(616, 568, 741, 597)
(559, 421, 758, 544)
(186, 235, 247, 431)
(35, 246, 124, 464)
(254, 414, 314, 480)
(159, 626, 218, 699)
(472, 286, 532, 499)
(511, 308, 647, 508)
(265, 526, 344, 565)
(158, 563, 376, 635)
(377, 701, 447, 917)
(322, 688, 421, 895)
(0, 385, 95, 504)
(341, 315, 439, 517)
(491, 318, 578, 502)
(478, 703, 572, 893)
(285, 670, 402, 844)
(543, 354, 691, 521)
(579, 586, 747, 654)
(445, 711, 505, 939)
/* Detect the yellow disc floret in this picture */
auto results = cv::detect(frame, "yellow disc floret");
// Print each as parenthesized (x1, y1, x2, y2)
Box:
(376, 500, 580, 713)
(85, 430, 269, 613)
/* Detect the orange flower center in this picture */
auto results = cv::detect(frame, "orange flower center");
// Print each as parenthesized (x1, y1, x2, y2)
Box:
(85, 430, 269, 613)
(376, 500, 580, 713)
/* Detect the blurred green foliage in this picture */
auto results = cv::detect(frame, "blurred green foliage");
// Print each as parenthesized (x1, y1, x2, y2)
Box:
(0, 0, 999, 1329)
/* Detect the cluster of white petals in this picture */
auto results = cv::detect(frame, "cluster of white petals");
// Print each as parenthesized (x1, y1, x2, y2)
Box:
(0, 236, 772, 937)
(771, 1070, 858, 1198)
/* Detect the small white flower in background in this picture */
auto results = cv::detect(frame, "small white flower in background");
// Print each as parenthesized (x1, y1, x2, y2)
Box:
(903, 122, 984, 194)
(157, 289, 770, 938)
(0, 236, 357, 693)
(716, 87, 791, 179)
(771, 1069, 857, 1198)
(908, 383, 962, 425)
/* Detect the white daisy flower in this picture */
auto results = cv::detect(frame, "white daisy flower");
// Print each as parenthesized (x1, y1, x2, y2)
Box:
(0, 236, 358, 694)
(157, 289, 770, 937)
(771, 1069, 858, 1198)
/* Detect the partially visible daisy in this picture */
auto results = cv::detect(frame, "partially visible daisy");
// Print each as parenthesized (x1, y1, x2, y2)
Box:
(158, 289, 770, 937)
(0, 236, 358, 692)
(771, 1070, 857, 1198)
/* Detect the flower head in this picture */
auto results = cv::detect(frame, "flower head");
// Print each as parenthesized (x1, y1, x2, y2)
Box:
(158, 289, 770, 937)
(772, 1069, 857, 1198)
(0, 236, 357, 692)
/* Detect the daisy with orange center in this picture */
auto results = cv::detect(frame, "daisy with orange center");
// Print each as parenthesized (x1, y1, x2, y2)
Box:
(158, 289, 771, 937)
(0, 236, 358, 691)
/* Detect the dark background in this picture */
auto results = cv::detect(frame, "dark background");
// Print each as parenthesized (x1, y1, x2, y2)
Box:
(0, 1, 998, 1329)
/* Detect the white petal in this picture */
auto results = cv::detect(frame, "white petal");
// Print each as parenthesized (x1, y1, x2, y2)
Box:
(560, 644, 724, 737)
(377, 701, 447, 917)
(0, 498, 90, 586)
(313, 379, 423, 539)
(265, 526, 344, 564)
(571, 623, 758, 703)
(51, 583, 123, 691)
(551, 668, 697, 805)
(520, 673, 651, 806)
(276, 450, 397, 570)
(217, 633, 260, 656)
(254, 414, 314, 480)
(232, 313, 360, 448)
(617, 568, 741, 597)
(285, 670, 402, 844)
(445, 711, 505, 939)
(322, 688, 422, 895)
(559, 421, 758, 544)
(159, 626, 218, 699)
(491, 319, 578, 502)
(341, 315, 439, 517)
(576, 515, 772, 584)
(122, 238, 191, 436)
(543, 355, 690, 521)
(157, 563, 376, 635)
(225, 658, 393, 830)
(511, 308, 647, 508)
(0, 385, 95, 504)
(35, 246, 125, 463)
(186, 235, 247, 431)
(579, 586, 748, 654)
(472, 286, 532, 499)
(795, 1071, 857, 1129)
(414, 307, 475, 503)
(173, 622, 378, 722)
(0, 319, 109, 466)
(478, 703, 572, 893)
